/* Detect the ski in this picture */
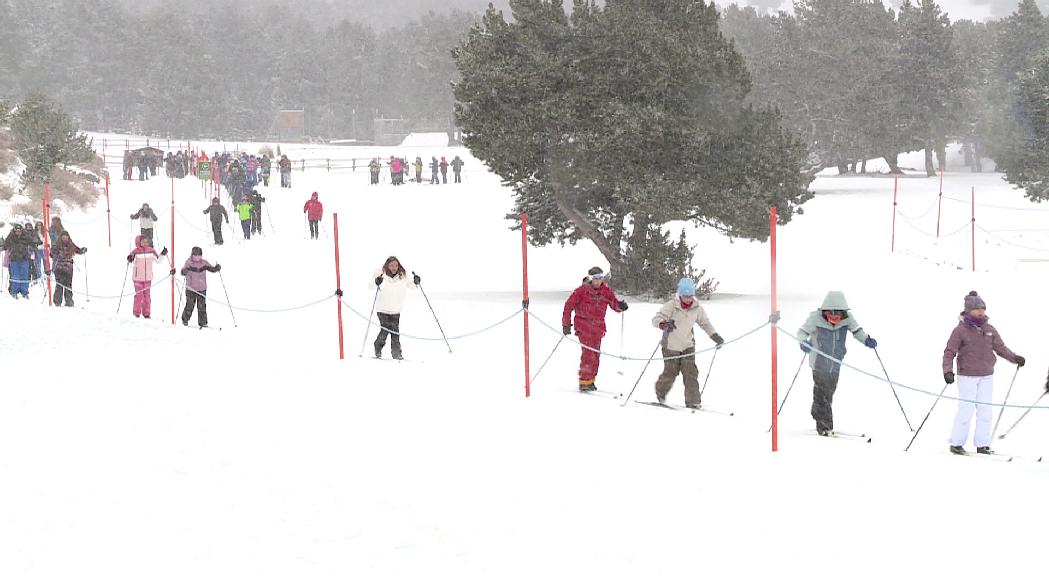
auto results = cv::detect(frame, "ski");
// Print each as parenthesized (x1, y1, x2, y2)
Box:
(811, 430, 872, 443)
(579, 389, 622, 400)
(371, 357, 423, 364)
(970, 451, 1041, 463)
(633, 400, 734, 416)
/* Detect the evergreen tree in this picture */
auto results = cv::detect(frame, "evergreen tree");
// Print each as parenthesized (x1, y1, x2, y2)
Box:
(10, 93, 94, 185)
(454, 0, 811, 296)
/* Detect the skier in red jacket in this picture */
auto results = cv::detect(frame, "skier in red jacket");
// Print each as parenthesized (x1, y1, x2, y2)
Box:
(303, 192, 323, 239)
(562, 266, 628, 391)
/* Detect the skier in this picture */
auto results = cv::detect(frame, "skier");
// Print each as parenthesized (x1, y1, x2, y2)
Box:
(369, 158, 380, 185)
(260, 155, 272, 187)
(390, 156, 403, 185)
(249, 189, 266, 235)
(3, 224, 34, 298)
(651, 277, 723, 408)
(942, 291, 1024, 455)
(303, 192, 323, 240)
(235, 196, 254, 240)
(561, 267, 627, 391)
(50, 231, 86, 307)
(130, 203, 159, 242)
(430, 156, 439, 184)
(180, 246, 220, 328)
(126, 235, 169, 319)
(203, 197, 229, 245)
(440, 156, 449, 184)
(137, 152, 150, 181)
(279, 154, 292, 188)
(371, 256, 419, 360)
(414, 157, 423, 183)
(451, 155, 464, 183)
(122, 150, 133, 180)
(797, 291, 877, 436)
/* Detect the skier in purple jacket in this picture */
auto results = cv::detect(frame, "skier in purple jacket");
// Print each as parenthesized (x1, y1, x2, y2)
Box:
(179, 246, 221, 328)
(942, 291, 1024, 456)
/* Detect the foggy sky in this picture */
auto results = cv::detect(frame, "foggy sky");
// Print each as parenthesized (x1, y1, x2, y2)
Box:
(715, 0, 1045, 20)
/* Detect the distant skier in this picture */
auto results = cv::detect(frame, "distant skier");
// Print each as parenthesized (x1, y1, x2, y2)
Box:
(279, 154, 292, 188)
(371, 256, 419, 360)
(561, 267, 626, 392)
(414, 157, 423, 183)
(130, 203, 159, 241)
(303, 192, 323, 240)
(651, 277, 722, 408)
(440, 156, 449, 184)
(451, 155, 464, 183)
(260, 155, 272, 187)
(126, 235, 168, 319)
(430, 156, 439, 184)
(180, 246, 220, 328)
(797, 291, 877, 436)
(203, 197, 230, 245)
(3, 224, 34, 298)
(250, 189, 266, 235)
(50, 231, 86, 307)
(369, 158, 381, 185)
(235, 196, 254, 240)
(942, 291, 1024, 456)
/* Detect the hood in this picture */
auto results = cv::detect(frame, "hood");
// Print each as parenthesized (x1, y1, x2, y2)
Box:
(311, 192, 319, 199)
(820, 291, 850, 310)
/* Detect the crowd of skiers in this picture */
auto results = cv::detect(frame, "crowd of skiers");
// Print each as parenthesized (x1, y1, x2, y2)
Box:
(368, 155, 465, 185)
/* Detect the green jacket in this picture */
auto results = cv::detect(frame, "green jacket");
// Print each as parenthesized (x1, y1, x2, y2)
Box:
(236, 202, 253, 221)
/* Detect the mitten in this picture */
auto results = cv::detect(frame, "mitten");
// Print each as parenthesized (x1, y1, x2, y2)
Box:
(1015, 355, 1026, 367)
(865, 337, 877, 349)
(213, 264, 221, 272)
(79, 248, 87, 254)
(126, 254, 134, 263)
(618, 300, 629, 311)
(711, 333, 725, 346)
(160, 247, 169, 256)
(413, 273, 421, 285)
(944, 372, 955, 385)
(658, 319, 676, 332)
(374, 276, 383, 286)
(800, 341, 812, 353)
(562, 324, 572, 336)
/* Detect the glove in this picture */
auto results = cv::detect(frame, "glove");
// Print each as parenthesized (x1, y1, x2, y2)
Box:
(865, 337, 877, 349)
(213, 264, 221, 272)
(800, 341, 812, 353)
(413, 273, 421, 285)
(160, 247, 168, 256)
(944, 371, 955, 385)
(1015, 355, 1026, 367)
(374, 276, 383, 286)
(180, 268, 187, 276)
(79, 248, 87, 254)
(562, 324, 572, 335)
(126, 254, 134, 263)
(1044, 374, 1049, 393)
(335, 288, 344, 297)
(711, 333, 724, 347)
(169, 268, 176, 276)
(658, 319, 676, 332)
(129, 214, 136, 219)
(618, 300, 629, 311)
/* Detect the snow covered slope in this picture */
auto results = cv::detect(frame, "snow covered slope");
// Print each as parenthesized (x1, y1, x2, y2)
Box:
(1, 139, 1046, 575)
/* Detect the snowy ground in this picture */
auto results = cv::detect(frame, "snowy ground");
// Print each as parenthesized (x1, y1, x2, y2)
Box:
(1, 137, 1047, 575)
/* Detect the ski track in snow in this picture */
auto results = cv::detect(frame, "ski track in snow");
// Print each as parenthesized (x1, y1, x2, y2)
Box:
(1, 138, 1047, 575)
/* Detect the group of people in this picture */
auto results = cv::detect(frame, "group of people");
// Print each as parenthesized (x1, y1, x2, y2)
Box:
(561, 267, 1044, 456)
(2, 216, 85, 304)
(368, 155, 464, 185)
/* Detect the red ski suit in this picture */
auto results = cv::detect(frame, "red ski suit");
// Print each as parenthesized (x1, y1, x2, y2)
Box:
(562, 282, 623, 384)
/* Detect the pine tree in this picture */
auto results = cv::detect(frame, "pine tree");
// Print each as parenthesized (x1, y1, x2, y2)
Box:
(454, 0, 811, 296)
(11, 93, 94, 185)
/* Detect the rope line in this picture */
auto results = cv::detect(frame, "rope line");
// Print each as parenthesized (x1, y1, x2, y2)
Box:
(173, 277, 334, 313)
(527, 309, 770, 360)
(940, 195, 1049, 213)
(341, 299, 522, 340)
(895, 212, 971, 238)
(974, 223, 1049, 253)
(895, 196, 940, 221)
(778, 325, 1049, 410)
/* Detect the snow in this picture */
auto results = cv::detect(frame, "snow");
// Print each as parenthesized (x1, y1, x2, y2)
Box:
(2, 137, 1047, 575)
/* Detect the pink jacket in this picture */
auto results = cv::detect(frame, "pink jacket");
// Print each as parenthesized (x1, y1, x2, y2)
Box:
(304, 194, 323, 221)
(128, 236, 161, 282)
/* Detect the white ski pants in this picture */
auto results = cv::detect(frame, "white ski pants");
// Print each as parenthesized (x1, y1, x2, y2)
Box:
(949, 374, 994, 448)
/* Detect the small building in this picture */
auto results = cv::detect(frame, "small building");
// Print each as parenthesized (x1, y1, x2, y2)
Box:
(274, 110, 306, 141)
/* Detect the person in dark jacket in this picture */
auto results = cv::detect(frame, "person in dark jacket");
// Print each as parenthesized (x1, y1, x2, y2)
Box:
(451, 155, 464, 183)
(249, 189, 266, 235)
(50, 231, 86, 307)
(942, 291, 1024, 455)
(430, 156, 439, 184)
(180, 246, 220, 328)
(561, 266, 626, 391)
(797, 291, 876, 436)
(3, 224, 35, 298)
(203, 197, 230, 245)
(439, 156, 449, 184)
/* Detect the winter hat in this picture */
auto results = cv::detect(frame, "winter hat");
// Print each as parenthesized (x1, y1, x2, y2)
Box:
(678, 277, 696, 297)
(964, 290, 986, 313)
(311, 192, 319, 199)
(191, 246, 203, 256)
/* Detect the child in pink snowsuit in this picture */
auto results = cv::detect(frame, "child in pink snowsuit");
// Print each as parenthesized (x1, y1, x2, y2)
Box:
(126, 235, 167, 318)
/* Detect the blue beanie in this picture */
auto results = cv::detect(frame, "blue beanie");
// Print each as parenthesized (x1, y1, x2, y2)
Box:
(677, 277, 696, 297)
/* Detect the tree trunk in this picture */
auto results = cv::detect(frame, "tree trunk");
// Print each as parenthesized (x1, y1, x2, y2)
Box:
(550, 180, 623, 274)
(924, 144, 936, 177)
(884, 154, 903, 175)
(860, 159, 867, 174)
(935, 139, 947, 172)
(837, 163, 849, 175)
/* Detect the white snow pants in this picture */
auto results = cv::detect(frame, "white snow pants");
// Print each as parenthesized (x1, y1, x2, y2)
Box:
(949, 374, 994, 448)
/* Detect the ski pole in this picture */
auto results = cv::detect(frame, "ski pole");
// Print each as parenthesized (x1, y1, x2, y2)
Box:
(768, 355, 807, 432)
(998, 391, 1047, 440)
(991, 364, 1021, 439)
(414, 274, 451, 354)
(621, 332, 667, 407)
(700, 347, 720, 396)
(83, 252, 89, 303)
(617, 312, 625, 376)
(265, 207, 276, 235)
(218, 269, 237, 327)
(905, 382, 951, 452)
(874, 348, 914, 432)
(359, 286, 380, 357)
(176, 279, 185, 321)
(116, 262, 130, 313)
(530, 334, 567, 386)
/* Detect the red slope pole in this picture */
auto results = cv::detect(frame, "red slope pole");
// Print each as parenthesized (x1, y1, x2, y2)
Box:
(43, 184, 52, 306)
(770, 206, 779, 453)
(971, 186, 975, 272)
(105, 174, 112, 247)
(333, 213, 345, 360)
(936, 163, 944, 237)
(891, 176, 898, 253)
(522, 212, 531, 398)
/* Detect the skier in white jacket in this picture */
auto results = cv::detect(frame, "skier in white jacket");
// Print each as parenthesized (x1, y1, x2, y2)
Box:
(371, 256, 419, 360)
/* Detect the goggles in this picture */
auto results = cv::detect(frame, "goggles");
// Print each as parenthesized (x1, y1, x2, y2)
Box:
(588, 273, 606, 281)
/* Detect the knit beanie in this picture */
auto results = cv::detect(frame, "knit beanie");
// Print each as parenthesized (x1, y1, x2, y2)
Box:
(964, 291, 986, 313)
(191, 246, 203, 256)
(678, 277, 696, 297)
